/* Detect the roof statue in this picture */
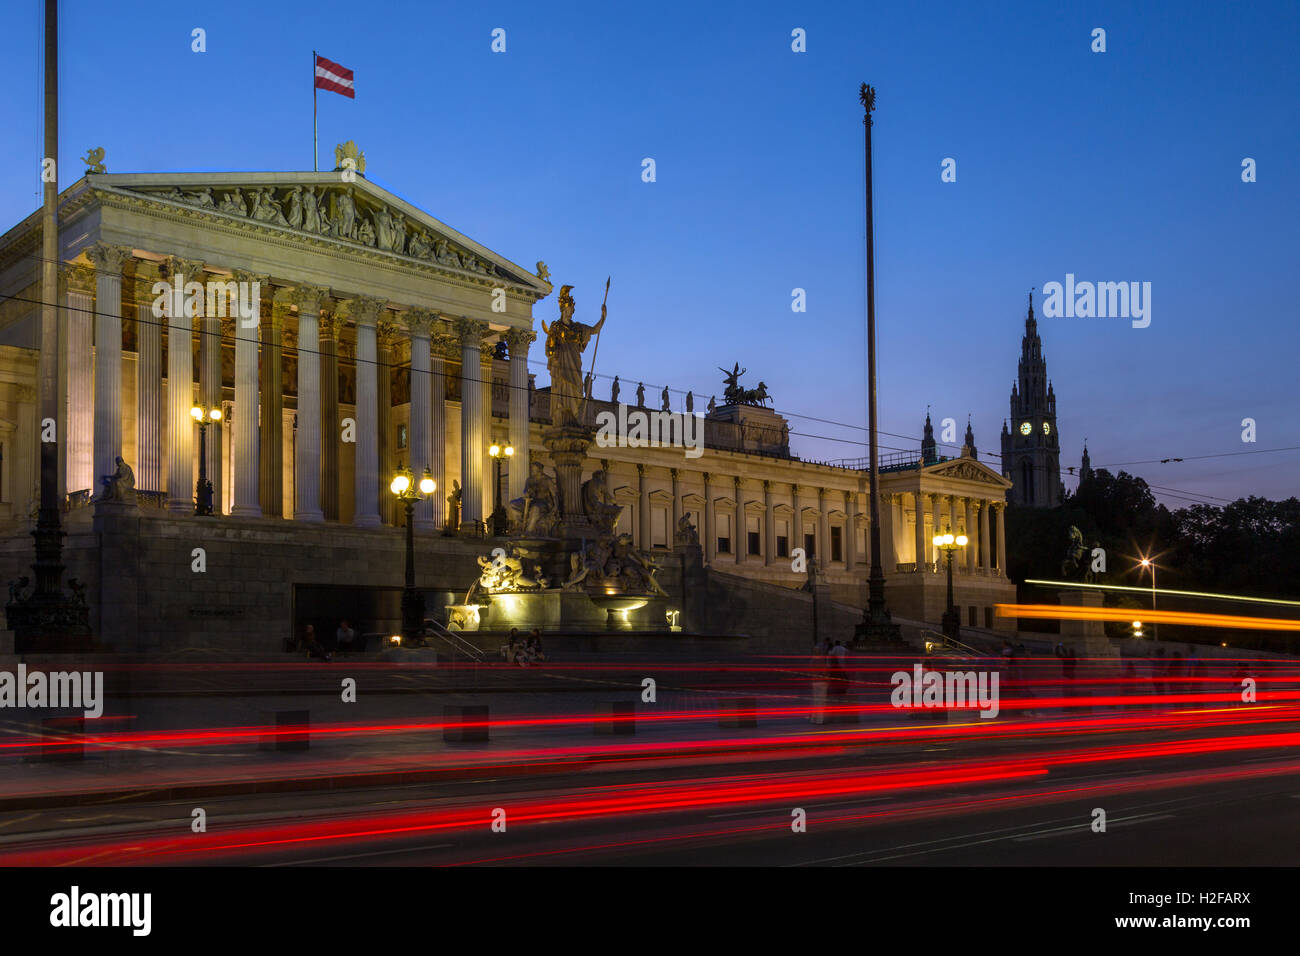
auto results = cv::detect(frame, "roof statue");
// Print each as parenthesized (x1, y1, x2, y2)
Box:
(334, 141, 366, 174)
(82, 147, 106, 174)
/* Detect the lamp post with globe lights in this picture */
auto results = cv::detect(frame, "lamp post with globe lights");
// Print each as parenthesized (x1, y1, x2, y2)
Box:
(933, 526, 968, 640)
(190, 403, 222, 516)
(488, 442, 514, 535)
(390, 466, 436, 645)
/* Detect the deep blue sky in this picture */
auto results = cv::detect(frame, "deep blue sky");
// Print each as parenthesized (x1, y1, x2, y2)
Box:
(3, 0, 1296, 506)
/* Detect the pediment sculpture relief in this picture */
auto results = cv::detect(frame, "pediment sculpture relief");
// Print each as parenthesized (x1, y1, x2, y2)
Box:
(138, 183, 497, 276)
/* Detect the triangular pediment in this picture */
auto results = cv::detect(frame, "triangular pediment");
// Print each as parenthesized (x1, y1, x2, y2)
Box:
(87, 172, 551, 295)
(923, 457, 1010, 487)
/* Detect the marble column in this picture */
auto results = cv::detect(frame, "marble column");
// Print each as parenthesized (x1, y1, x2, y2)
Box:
(638, 464, 650, 549)
(995, 503, 1006, 574)
(166, 258, 205, 512)
(931, 493, 943, 551)
(407, 309, 437, 530)
(258, 294, 286, 518)
(429, 332, 453, 530)
(376, 321, 398, 525)
(734, 477, 744, 563)
(880, 492, 897, 571)
(817, 488, 829, 565)
(965, 497, 976, 573)
(912, 490, 926, 570)
(703, 472, 715, 563)
(454, 316, 488, 530)
(290, 285, 326, 522)
(343, 296, 386, 527)
(200, 283, 223, 512)
(504, 328, 535, 505)
(134, 264, 163, 493)
(979, 500, 991, 571)
(229, 271, 264, 516)
(790, 484, 801, 559)
(319, 310, 340, 520)
(64, 265, 95, 494)
(763, 480, 775, 566)
(480, 343, 495, 523)
(845, 490, 857, 571)
(87, 244, 131, 489)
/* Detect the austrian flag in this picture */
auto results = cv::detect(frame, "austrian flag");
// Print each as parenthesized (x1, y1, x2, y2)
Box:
(314, 54, 355, 98)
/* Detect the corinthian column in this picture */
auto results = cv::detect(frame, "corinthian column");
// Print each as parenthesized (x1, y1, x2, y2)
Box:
(429, 331, 455, 530)
(979, 500, 991, 571)
(480, 342, 496, 522)
(965, 497, 976, 573)
(259, 294, 287, 518)
(165, 257, 205, 512)
(291, 284, 326, 521)
(319, 309, 340, 520)
(343, 295, 386, 527)
(134, 263, 163, 493)
(912, 490, 926, 569)
(377, 321, 399, 525)
(230, 269, 263, 517)
(63, 265, 95, 494)
(406, 309, 437, 530)
(200, 280, 224, 512)
(87, 243, 131, 488)
(454, 316, 489, 529)
(763, 480, 774, 566)
(504, 328, 535, 504)
(995, 503, 1007, 574)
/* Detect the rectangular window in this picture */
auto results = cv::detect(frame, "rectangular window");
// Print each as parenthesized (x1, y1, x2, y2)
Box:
(984, 607, 994, 629)
(718, 513, 732, 554)
(968, 606, 977, 627)
(804, 530, 816, 557)
(776, 535, 789, 558)
(831, 526, 843, 562)
(748, 531, 761, 555)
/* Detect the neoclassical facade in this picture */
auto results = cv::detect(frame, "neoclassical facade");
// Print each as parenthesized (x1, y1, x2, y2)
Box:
(0, 164, 1015, 638)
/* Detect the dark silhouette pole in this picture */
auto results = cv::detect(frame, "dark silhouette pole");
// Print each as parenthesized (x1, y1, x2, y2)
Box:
(7, 0, 91, 652)
(856, 83, 900, 646)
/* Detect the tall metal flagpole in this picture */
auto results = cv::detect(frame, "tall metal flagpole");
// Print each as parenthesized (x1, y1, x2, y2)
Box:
(856, 83, 900, 646)
(7, 0, 91, 652)
(312, 50, 318, 172)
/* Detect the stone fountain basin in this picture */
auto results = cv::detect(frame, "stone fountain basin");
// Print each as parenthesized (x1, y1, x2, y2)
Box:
(588, 594, 649, 614)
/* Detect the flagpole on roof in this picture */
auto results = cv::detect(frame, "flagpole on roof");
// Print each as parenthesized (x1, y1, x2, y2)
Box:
(312, 50, 318, 172)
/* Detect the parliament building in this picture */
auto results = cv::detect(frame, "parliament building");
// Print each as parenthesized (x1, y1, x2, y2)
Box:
(0, 156, 1017, 651)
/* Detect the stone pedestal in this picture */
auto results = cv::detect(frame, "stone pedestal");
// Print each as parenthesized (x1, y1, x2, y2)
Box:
(93, 499, 142, 652)
(542, 424, 595, 534)
(1058, 589, 1116, 656)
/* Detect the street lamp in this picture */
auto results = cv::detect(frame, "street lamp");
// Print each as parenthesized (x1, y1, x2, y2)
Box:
(190, 403, 222, 516)
(488, 442, 514, 536)
(1139, 556, 1159, 641)
(390, 466, 436, 645)
(932, 526, 968, 640)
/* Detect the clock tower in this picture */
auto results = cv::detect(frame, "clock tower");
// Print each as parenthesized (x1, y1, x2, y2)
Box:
(1000, 292, 1062, 507)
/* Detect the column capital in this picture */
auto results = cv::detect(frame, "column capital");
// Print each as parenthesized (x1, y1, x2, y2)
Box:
(85, 241, 132, 275)
(406, 307, 438, 339)
(167, 257, 208, 282)
(63, 263, 96, 296)
(431, 332, 460, 360)
(376, 319, 401, 349)
(637, 463, 646, 476)
(340, 294, 387, 327)
(734, 475, 742, 489)
(287, 283, 328, 315)
(671, 467, 680, 481)
(762, 479, 771, 491)
(452, 314, 489, 345)
(319, 311, 340, 340)
(503, 327, 536, 354)
(479, 340, 498, 362)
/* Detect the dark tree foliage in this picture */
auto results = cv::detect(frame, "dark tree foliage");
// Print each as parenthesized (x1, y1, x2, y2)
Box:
(1004, 469, 1300, 648)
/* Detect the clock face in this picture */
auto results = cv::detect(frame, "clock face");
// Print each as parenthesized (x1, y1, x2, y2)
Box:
(1043, 422, 1051, 435)
(1019, 421, 1032, 436)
